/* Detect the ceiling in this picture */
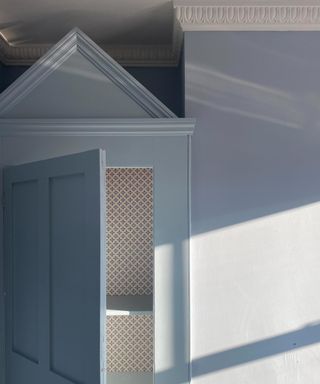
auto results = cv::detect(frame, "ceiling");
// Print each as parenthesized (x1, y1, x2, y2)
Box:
(0, 0, 174, 46)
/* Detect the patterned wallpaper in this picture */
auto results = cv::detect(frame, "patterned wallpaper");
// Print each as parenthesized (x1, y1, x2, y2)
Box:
(107, 315, 153, 372)
(106, 168, 153, 373)
(106, 168, 153, 296)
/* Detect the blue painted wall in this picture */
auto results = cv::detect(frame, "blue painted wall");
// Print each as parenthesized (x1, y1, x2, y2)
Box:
(0, 64, 184, 117)
(129, 65, 184, 117)
(1, 66, 29, 93)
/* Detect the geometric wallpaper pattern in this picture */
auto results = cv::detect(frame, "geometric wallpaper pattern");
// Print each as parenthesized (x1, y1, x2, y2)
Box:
(106, 168, 153, 295)
(107, 315, 153, 372)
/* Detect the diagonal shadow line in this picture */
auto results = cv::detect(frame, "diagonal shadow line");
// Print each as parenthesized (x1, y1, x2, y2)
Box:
(192, 322, 320, 376)
(156, 322, 320, 382)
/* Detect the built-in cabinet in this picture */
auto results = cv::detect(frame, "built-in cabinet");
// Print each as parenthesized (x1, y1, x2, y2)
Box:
(0, 28, 195, 384)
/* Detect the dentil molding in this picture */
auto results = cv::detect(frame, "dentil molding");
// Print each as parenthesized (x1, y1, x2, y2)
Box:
(0, 32, 180, 67)
(174, 1, 320, 31)
(0, 19, 183, 66)
(2, 1, 320, 66)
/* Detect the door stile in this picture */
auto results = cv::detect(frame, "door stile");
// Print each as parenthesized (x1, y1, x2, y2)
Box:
(4, 175, 12, 384)
(99, 151, 107, 384)
(38, 177, 49, 376)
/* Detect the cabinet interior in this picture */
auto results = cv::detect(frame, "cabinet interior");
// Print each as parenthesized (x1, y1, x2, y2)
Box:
(106, 168, 153, 384)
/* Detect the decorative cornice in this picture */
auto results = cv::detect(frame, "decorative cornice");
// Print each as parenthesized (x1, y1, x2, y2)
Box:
(101, 44, 178, 67)
(174, 1, 320, 31)
(0, 19, 183, 67)
(0, 118, 196, 136)
(0, 35, 179, 66)
(3, 2, 320, 66)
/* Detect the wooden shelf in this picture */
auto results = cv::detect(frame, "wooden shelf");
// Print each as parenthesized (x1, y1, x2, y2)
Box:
(107, 372, 153, 384)
(107, 295, 153, 316)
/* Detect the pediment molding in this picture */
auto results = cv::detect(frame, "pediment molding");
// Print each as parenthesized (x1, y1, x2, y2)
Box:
(174, 1, 320, 31)
(0, 28, 176, 118)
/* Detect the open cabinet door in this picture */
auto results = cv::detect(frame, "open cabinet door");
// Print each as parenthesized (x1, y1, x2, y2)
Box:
(3, 150, 106, 384)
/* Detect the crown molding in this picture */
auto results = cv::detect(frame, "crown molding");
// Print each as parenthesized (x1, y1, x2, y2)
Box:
(174, 1, 320, 31)
(0, 118, 196, 136)
(2, 2, 319, 67)
(0, 23, 183, 67)
(0, 36, 180, 67)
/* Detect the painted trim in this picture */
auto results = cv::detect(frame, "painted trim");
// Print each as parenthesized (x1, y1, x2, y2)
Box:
(187, 134, 192, 384)
(0, 28, 177, 119)
(174, 1, 320, 31)
(0, 154, 4, 384)
(0, 118, 196, 136)
(99, 149, 107, 384)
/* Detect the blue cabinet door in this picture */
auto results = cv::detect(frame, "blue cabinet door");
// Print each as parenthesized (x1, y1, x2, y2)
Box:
(4, 149, 106, 384)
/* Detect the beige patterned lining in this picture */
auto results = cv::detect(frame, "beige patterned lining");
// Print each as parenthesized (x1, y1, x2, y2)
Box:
(107, 315, 153, 372)
(106, 168, 153, 296)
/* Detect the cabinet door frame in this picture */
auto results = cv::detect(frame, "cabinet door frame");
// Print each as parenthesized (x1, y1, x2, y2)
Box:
(0, 118, 195, 384)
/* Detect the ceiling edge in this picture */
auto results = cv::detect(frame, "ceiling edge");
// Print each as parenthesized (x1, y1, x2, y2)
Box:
(174, 1, 320, 31)
(3, 1, 320, 66)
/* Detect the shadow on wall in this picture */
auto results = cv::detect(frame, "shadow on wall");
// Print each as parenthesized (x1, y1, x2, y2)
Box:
(157, 321, 320, 382)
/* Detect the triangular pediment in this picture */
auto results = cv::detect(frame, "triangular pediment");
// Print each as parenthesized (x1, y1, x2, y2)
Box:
(0, 28, 176, 119)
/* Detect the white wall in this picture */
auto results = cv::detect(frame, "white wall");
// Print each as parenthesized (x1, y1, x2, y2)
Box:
(185, 32, 320, 384)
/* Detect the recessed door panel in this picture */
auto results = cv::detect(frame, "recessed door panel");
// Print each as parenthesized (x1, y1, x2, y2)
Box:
(49, 173, 86, 383)
(12, 180, 39, 363)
